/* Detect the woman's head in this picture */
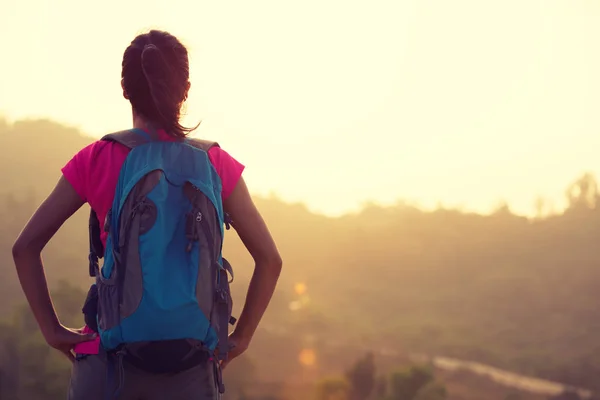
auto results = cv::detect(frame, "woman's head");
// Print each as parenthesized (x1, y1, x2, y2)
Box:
(121, 30, 198, 138)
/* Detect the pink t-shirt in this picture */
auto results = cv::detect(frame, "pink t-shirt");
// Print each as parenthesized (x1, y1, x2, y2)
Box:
(62, 129, 244, 249)
(61, 129, 244, 354)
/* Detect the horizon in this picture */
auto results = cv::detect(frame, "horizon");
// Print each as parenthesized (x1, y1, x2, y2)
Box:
(2, 0, 599, 218)
(1, 115, 593, 220)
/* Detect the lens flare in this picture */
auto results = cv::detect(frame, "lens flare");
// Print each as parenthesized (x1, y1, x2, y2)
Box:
(294, 282, 307, 295)
(298, 348, 316, 367)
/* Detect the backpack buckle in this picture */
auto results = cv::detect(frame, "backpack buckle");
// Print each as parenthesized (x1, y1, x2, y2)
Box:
(216, 289, 229, 304)
(88, 252, 98, 277)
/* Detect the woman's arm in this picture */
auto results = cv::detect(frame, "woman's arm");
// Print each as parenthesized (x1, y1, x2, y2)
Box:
(222, 177, 282, 366)
(12, 176, 95, 360)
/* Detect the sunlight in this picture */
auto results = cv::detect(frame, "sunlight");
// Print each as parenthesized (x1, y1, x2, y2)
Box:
(298, 348, 317, 368)
(294, 282, 307, 296)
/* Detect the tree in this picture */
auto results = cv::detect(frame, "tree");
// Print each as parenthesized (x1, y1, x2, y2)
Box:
(492, 200, 511, 216)
(373, 376, 388, 400)
(414, 381, 447, 400)
(549, 390, 582, 400)
(344, 352, 376, 400)
(316, 376, 350, 400)
(566, 173, 599, 211)
(534, 196, 548, 219)
(388, 365, 435, 400)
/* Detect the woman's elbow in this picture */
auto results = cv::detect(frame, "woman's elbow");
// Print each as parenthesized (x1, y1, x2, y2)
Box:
(12, 235, 38, 261)
(257, 252, 283, 276)
(271, 253, 283, 274)
(12, 238, 27, 260)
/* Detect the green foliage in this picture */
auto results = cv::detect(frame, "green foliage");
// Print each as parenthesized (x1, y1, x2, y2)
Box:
(319, 356, 448, 400)
(344, 352, 376, 400)
(0, 283, 80, 400)
(413, 381, 447, 400)
(548, 390, 582, 400)
(388, 365, 436, 400)
(315, 376, 350, 400)
(373, 376, 388, 399)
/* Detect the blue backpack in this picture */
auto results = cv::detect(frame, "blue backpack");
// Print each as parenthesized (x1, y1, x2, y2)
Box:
(87, 129, 235, 394)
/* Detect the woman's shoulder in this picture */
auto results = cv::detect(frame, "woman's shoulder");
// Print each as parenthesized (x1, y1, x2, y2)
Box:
(206, 146, 245, 200)
(71, 137, 129, 160)
(61, 139, 130, 201)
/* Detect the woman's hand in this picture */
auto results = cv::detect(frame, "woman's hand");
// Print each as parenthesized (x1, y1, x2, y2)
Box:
(44, 325, 97, 363)
(220, 329, 251, 370)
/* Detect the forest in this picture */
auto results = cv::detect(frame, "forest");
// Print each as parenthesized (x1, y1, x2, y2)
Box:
(1, 118, 599, 400)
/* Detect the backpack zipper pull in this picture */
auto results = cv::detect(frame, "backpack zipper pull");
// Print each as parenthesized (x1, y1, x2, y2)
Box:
(224, 213, 232, 230)
(185, 211, 195, 252)
(185, 211, 203, 252)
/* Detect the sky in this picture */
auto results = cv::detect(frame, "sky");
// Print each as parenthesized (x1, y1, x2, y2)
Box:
(1, 0, 600, 217)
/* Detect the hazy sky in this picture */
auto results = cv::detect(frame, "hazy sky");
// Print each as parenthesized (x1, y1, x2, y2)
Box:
(1, 0, 599, 216)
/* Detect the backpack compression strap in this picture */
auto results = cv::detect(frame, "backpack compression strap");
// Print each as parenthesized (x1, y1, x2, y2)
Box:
(87, 131, 220, 277)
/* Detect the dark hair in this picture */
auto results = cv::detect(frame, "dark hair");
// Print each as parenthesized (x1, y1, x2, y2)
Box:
(122, 30, 198, 138)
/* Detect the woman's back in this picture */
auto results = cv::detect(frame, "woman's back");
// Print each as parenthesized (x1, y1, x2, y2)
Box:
(12, 29, 282, 400)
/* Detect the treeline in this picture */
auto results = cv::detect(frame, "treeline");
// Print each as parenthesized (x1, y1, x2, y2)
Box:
(315, 353, 447, 400)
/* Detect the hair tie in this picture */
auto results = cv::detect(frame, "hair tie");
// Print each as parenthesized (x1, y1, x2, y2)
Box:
(143, 43, 158, 52)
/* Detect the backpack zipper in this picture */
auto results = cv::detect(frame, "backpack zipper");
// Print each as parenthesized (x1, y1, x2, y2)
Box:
(189, 185, 227, 333)
(117, 200, 145, 306)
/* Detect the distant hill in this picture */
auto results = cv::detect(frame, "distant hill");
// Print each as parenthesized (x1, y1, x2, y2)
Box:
(1, 118, 600, 392)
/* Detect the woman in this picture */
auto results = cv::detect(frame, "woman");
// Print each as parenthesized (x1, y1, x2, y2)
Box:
(12, 30, 282, 399)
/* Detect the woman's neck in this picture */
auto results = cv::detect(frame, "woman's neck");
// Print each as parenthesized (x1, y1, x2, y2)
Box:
(132, 114, 152, 131)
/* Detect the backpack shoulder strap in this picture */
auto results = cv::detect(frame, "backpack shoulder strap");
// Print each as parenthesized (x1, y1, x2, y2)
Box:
(186, 138, 235, 228)
(103, 131, 219, 151)
(185, 138, 220, 152)
(88, 209, 103, 277)
(101, 128, 151, 149)
(88, 129, 150, 277)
